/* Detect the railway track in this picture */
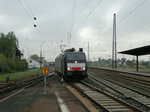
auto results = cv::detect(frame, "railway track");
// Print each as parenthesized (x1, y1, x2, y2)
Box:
(89, 69, 150, 94)
(0, 73, 54, 95)
(72, 81, 142, 112)
(88, 68, 150, 99)
(88, 67, 150, 84)
(88, 70, 150, 96)
(87, 72, 150, 111)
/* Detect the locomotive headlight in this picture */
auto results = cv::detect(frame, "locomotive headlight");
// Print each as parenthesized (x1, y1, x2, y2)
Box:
(67, 67, 70, 70)
(83, 67, 85, 70)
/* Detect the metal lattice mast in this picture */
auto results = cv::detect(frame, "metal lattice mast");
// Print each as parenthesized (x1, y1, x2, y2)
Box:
(112, 13, 117, 69)
(40, 51, 42, 68)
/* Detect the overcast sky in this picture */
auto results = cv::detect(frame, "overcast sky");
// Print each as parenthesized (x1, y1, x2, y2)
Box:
(0, 0, 150, 61)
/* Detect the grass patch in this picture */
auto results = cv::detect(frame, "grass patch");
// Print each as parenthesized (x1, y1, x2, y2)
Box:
(0, 69, 41, 83)
(51, 83, 66, 87)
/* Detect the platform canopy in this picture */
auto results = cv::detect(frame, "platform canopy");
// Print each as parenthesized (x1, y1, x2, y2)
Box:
(118, 45, 150, 56)
(118, 45, 150, 71)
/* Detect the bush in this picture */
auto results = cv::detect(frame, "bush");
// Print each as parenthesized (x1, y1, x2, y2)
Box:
(0, 54, 12, 74)
(0, 54, 28, 74)
(15, 58, 28, 71)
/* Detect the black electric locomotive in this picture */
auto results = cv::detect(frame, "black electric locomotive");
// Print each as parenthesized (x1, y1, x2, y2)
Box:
(55, 48, 87, 82)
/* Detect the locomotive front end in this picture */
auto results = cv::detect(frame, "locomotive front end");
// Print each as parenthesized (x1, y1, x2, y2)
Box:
(65, 52, 87, 80)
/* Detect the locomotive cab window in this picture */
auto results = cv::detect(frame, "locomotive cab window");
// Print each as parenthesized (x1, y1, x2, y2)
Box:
(66, 53, 85, 62)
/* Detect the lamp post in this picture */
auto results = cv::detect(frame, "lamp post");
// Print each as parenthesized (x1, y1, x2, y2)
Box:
(40, 41, 45, 69)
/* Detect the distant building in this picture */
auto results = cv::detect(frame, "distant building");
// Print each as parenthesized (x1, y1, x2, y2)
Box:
(27, 59, 40, 69)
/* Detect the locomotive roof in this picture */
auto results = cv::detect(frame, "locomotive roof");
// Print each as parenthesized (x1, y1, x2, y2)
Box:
(62, 51, 85, 55)
(55, 51, 85, 59)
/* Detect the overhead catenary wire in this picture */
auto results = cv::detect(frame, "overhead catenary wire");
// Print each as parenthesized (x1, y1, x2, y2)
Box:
(103, 0, 148, 39)
(24, 0, 48, 41)
(16, 0, 34, 24)
(67, 0, 77, 46)
(24, 0, 35, 18)
(117, 0, 148, 24)
(117, 0, 131, 14)
(67, 0, 91, 46)
(24, 0, 61, 53)
(70, 0, 77, 34)
(17, 0, 43, 40)
(73, 0, 90, 26)
(92, 0, 132, 38)
(118, 20, 150, 41)
(116, 0, 150, 42)
(16, 0, 50, 60)
(73, 0, 103, 33)
(17, 0, 47, 42)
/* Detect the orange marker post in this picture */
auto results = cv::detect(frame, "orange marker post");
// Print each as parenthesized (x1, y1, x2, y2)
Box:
(41, 67, 49, 94)
(42, 67, 49, 75)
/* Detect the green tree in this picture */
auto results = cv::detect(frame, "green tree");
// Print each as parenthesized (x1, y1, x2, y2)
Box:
(0, 54, 12, 74)
(30, 54, 40, 62)
(0, 32, 18, 58)
(0, 32, 28, 74)
(140, 61, 150, 68)
(126, 60, 135, 68)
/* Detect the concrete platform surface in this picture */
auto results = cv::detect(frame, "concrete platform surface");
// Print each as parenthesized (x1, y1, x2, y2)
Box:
(0, 75, 88, 112)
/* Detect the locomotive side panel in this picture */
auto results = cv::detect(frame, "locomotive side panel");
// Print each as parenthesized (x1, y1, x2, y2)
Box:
(55, 55, 62, 73)
(61, 54, 66, 75)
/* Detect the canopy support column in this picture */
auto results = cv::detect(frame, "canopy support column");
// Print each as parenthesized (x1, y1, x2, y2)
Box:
(136, 55, 139, 71)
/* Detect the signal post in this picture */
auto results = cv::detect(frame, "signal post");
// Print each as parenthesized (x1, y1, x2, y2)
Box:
(42, 67, 49, 94)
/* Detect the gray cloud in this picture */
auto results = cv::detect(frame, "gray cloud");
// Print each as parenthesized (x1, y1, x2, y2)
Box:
(0, 0, 150, 61)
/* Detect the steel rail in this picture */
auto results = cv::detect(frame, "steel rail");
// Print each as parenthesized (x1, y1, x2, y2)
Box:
(88, 72, 150, 111)
(89, 71, 150, 98)
(72, 81, 142, 112)
(0, 72, 54, 94)
(89, 68, 150, 87)
(88, 67, 150, 82)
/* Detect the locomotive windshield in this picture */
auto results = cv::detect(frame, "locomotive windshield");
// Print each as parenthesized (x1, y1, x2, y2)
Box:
(66, 53, 85, 61)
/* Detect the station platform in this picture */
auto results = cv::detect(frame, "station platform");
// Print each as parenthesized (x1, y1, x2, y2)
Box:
(88, 67, 150, 77)
(0, 75, 92, 112)
(124, 70, 150, 77)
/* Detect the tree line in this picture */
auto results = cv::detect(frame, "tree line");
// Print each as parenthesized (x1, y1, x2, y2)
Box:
(0, 32, 28, 74)
(88, 58, 150, 69)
